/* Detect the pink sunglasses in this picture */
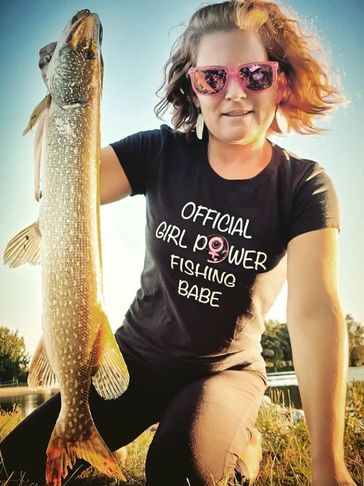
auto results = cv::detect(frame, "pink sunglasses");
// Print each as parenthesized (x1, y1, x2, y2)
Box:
(187, 61, 279, 96)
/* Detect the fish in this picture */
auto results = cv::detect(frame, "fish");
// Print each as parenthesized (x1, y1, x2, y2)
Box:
(3, 9, 129, 485)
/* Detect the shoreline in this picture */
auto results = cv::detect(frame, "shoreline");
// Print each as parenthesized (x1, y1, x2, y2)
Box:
(0, 386, 59, 398)
(0, 366, 362, 399)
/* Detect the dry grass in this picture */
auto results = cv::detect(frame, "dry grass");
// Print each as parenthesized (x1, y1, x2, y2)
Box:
(0, 404, 23, 442)
(253, 380, 364, 486)
(1, 380, 363, 485)
(0, 405, 38, 485)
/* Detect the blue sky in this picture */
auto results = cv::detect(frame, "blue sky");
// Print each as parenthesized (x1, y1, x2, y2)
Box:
(0, 0, 363, 356)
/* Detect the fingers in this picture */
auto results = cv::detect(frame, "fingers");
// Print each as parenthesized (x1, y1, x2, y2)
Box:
(38, 41, 57, 84)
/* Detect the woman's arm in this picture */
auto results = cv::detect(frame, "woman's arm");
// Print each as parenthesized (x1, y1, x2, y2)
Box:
(100, 145, 132, 205)
(286, 228, 356, 485)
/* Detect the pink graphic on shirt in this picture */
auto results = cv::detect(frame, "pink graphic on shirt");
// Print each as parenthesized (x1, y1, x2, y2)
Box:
(207, 235, 229, 263)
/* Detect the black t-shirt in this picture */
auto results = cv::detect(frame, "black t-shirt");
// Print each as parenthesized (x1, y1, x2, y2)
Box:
(110, 124, 340, 377)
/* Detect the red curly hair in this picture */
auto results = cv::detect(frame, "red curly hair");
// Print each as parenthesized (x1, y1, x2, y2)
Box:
(154, 0, 348, 140)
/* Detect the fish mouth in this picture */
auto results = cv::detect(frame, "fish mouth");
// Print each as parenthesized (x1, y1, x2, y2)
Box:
(45, 9, 104, 104)
(70, 10, 103, 45)
(71, 9, 91, 25)
(66, 9, 103, 48)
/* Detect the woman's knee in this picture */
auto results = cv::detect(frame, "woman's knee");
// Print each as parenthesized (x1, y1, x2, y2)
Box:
(145, 425, 246, 486)
(144, 391, 241, 484)
(144, 370, 266, 485)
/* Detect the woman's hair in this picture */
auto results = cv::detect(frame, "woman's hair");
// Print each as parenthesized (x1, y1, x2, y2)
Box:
(154, 0, 348, 140)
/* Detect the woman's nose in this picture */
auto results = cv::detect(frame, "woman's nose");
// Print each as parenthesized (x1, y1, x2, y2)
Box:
(224, 73, 248, 100)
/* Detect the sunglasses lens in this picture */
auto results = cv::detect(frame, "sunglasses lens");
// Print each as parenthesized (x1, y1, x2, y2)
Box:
(240, 63, 273, 91)
(192, 68, 226, 94)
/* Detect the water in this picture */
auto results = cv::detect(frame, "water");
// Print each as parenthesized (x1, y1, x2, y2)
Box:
(0, 366, 363, 416)
(265, 365, 364, 410)
(0, 388, 58, 416)
(266, 380, 303, 409)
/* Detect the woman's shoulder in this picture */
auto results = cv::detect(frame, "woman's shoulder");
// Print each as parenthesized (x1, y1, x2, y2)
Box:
(272, 143, 340, 243)
(273, 142, 320, 168)
(159, 123, 195, 143)
(129, 123, 193, 145)
(273, 141, 330, 187)
(110, 123, 188, 156)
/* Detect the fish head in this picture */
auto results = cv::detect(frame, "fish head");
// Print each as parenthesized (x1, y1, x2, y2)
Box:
(46, 9, 103, 107)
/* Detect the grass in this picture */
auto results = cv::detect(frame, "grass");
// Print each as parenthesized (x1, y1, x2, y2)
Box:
(255, 380, 364, 485)
(0, 404, 23, 443)
(0, 404, 37, 485)
(0, 380, 363, 486)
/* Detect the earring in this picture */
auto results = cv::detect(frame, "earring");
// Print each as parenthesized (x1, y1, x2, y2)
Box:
(275, 106, 289, 135)
(196, 111, 204, 140)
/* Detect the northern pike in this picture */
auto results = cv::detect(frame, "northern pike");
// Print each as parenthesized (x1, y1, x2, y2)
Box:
(3, 9, 129, 485)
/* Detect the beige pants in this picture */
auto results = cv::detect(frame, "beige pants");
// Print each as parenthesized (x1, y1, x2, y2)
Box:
(0, 353, 267, 486)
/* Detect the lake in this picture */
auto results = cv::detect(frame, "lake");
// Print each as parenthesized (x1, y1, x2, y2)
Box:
(265, 364, 364, 409)
(0, 366, 363, 416)
(0, 387, 58, 417)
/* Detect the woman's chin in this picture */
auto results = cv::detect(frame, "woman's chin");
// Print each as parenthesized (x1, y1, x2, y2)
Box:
(209, 128, 256, 145)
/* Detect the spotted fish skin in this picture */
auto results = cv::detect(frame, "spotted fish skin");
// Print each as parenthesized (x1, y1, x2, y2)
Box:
(3, 9, 129, 486)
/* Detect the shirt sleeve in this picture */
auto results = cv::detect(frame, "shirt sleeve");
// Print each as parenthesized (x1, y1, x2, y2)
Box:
(109, 124, 169, 196)
(286, 161, 340, 244)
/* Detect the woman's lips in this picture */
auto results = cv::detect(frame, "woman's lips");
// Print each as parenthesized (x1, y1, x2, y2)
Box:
(223, 111, 253, 117)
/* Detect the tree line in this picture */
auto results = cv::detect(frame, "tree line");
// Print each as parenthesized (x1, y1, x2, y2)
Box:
(0, 327, 29, 384)
(263, 314, 364, 371)
(0, 313, 363, 383)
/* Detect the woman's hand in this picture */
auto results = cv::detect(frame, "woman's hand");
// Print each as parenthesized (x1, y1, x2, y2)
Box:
(312, 461, 357, 485)
(38, 41, 57, 84)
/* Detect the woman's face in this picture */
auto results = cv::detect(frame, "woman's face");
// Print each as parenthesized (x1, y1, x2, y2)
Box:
(192, 30, 285, 146)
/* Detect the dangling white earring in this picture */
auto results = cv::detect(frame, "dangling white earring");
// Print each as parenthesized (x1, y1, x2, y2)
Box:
(196, 111, 204, 140)
(275, 106, 289, 135)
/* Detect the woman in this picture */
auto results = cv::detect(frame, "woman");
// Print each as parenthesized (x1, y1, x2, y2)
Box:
(0, 1, 356, 485)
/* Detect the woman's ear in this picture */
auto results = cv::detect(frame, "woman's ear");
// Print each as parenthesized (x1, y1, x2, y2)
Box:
(276, 71, 288, 104)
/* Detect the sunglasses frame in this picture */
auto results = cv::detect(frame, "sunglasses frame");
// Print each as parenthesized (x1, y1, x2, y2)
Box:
(187, 61, 279, 96)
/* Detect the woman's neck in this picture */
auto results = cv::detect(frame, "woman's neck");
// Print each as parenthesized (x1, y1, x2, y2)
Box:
(207, 134, 273, 179)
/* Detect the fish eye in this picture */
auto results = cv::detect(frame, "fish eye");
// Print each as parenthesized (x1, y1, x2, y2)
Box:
(83, 48, 95, 60)
(44, 54, 52, 64)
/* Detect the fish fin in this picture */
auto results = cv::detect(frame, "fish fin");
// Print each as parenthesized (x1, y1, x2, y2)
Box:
(27, 337, 58, 388)
(3, 221, 41, 268)
(23, 93, 51, 136)
(45, 415, 127, 485)
(92, 310, 130, 400)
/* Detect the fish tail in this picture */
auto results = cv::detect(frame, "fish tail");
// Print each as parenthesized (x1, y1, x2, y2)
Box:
(45, 418, 127, 486)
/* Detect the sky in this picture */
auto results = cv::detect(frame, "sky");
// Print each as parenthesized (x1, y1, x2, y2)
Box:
(0, 0, 363, 357)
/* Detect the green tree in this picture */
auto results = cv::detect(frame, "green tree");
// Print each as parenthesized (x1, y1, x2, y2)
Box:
(351, 345, 364, 366)
(275, 323, 292, 364)
(0, 327, 30, 383)
(262, 319, 285, 370)
(346, 314, 364, 366)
